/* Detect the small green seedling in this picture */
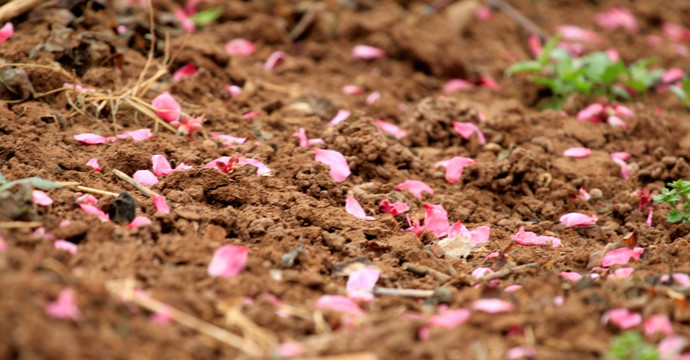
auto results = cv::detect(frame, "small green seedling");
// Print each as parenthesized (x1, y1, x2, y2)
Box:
(191, 7, 223, 28)
(653, 179, 690, 224)
(670, 78, 690, 108)
(606, 331, 659, 360)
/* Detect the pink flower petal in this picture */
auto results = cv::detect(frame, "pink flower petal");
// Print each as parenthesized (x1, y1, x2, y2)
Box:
(610, 152, 631, 161)
(293, 128, 324, 147)
(472, 298, 514, 313)
(264, 51, 287, 71)
(152, 92, 181, 123)
(150, 306, 172, 325)
(607, 115, 627, 128)
(237, 157, 271, 175)
(560, 212, 597, 226)
(644, 315, 673, 338)
(472, 267, 494, 279)
(512, 226, 562, 247)
(345, 195, 375, 221)
(563, 147, 591, 158)
(612, 157, 630, 179)
(328, 109, 351, 127)
(172, 63, 197, 81)
(659, 336, 688, 359)
(661, 273, 690, 288)
(278, 342, 303, 358)
(429, 308, 470, 328)
(342, 85, 362, 95)
(365, 91, 380, 105)
(602, 247, 643, 267)
(452, 122, 486, 145)
(225, 85, 242, 98)
(528, 35, 543, 57)
(448, 221, 490, 245)
(394, 180, 433, 199)
(54, 240, 77, 254)
(208, 244, 249, 278)
(662, 68, 685, 84)
(474, 6, 492, 21)
(506, 346, 537, 360)
(352, 45, 386, 60)
(577, 103, 604, 121)
(346, 266, 380, 302)
(609, 267, 635, 279)
(0, 234, 6, 252)
(0, 22, 13, 43)
(557, 25, 601, 43)
(151, 193, 170, 214)
(379, 199, 409, 215)
(646, 208, 653, 227)
(76, 194, 98, 205)
(578, 187, 591, 200)
(614, 105, 635, 118)
(45, 288, 81, 321)
(86, 158, 101, 171)
(173, 8, 195, 33)
(314, 148, 350, 183)
(443, 79, 474, 93)
(504, 284, 522, 292)
(375, 120, 407, 139)
(117, 128, 153, 141)
(434, 157, 476, 184)
(422, 204, 449, 238)
(78, 203, 110, 221)
(595, 7, 638, 33)
(662, 23, 687, 42)
(559, 271, 583, 282)
(316, 295, 364, 316)
(605, 48, 620, 62)
(128, 216, 152, 230)
(74, 133, 109, 145)
(601, 308, 641, 329)
(242, 111, 258, 120)
(478, 76, 500, 91)
(225, 38, 256, 56)
(133, 170, 158, 186)
(32, 190, 53, 206)
(210, 133, 247, 148)
(151, 155, 173, 177)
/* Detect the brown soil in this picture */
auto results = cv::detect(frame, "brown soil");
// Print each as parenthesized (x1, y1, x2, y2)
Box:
(2, 0, 690, 359)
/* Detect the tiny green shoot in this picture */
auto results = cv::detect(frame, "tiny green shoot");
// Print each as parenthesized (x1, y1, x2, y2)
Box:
(606, 331, 659, 360)
(652, 179, 690, 224)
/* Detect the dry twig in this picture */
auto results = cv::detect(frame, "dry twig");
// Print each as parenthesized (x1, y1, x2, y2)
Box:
(475, 262, 539, 283)
(373, 287, 435, 298)
(0, 0, 47, 23)
(112, 169, 155, 198)
(483, 0, 548, 39)
(402, 262, 451, 283)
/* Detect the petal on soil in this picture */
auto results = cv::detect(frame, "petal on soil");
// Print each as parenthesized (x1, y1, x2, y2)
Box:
(210, 132, 247, 148)
(479, 76, 500, 91)
(609, 267, 635, 279)
(375, 119, 407, 139)
(128, 216, 152, 230)
(614, 105, 635, 118)
(79, 203, 110, 221)
(429, 308, 470, 328)
(559, 272, 583, 282)
(352, 45, 386, 60)
(152, 92, 181, 123)
(117, 128, 153, 141)
(133, 170, 158, 186)
(528, 35, 543, 57)
(394, 180, 433, 199)
(610, 152, 631, 161)
(0, 22, 13, 42)
(207, 244, 249, 278)
(54, 240, 77, 254)
(238, 157, 271, 175)
(578, 187, 591, 200)
(475, 6, 492, 21)
(577, 103, 604, 121)
(506, 346, 537, 360)
(346, 266, 380, 302)
(434, 157, 476, 184)
(151, 193, 170, 214)
(74, 133, 108, 144)
(607, 115, 627, 128)
(504, 284, 522, 292)
(379, 199, 409, 215)
(264, 51, 287, 71)
(225, 38, 256, 56)
(422, 204, 450, 238)
(314, 148, 350, 183)
(472, 298, 514, 313)
(443, 79, 474, 93)
(611, 157, 630, 179)
(345, 195, 375, 221)
(601, 308, 641, 329)
(659, 336, 688, 360)
(644, 314, 674, 338)
(662, 68, 685, 84)
(45, 289, 81, 321)
(293, 128, 324, 147)
(366, 91, 381, 105)
(512, 227, 562, 247)
(278, 342, 303, 358)
(328, 109, 351, 127)
(563, 147, 591, 158)
(595, 7, 638, 33)
(150, 306, 172, 325)
(601, 247, 644, 267)
(662, 273, 690, 288)
(605, 48, 620, 62)
(452, 122, 486, 145)
(557, 25, 601, 43)
(152, 155, 174, 177)
(342, 85, 362, 95)
(448, 221, 490, 245)
(172, 63, 197, 81)
(225, 85, 242, 97)
(242, 111, 258, 120)
(472, 267, 494, 278)
(86, 158, 101, 171)
(76, 194, 98, 205)
(559, 212, 597, 226)
(32, 190, 53, 206)
(316, 295, 365, 316)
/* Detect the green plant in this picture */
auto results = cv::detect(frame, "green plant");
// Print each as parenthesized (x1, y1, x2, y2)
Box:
(191, 7, 223, 28)
(670, 78, 690, 108)
(506, 35, 664, 109)
(653, 179, 690, 224)
(0, 173, 62, 221)
(607, 331, 659, 360)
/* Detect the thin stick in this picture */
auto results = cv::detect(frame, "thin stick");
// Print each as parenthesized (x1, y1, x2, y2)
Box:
(476, 262, 538, 283)
(483, 0, 548, 40)
(402, 262, 451, 283)
(0, 221, 43, 228)
(0, 0, 46, 25)
(373, 287, 435, 298)
(60, 183, 120, 197)
(112, 169, 155, 197)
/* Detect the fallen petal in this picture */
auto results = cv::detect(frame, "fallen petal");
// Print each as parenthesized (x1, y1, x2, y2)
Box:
(609, 267, 635, 279)
(242, 111, 259, 120)
(563, 147, 592, 158)
(559, 271, 583, 282)
(152, 155, 173, 177)
(346, 266, 380, 302)
(86, 158, 101, 171)
(328, 109, 351, 127)
(172, 63, 197, 81)
(210, 132, 247, 148)
(601, 247, 644, 267)
(434, 157, 476, 184)
(264, 51, 287, 71)
(74, 133, 108, 145)
(512, 226, 562, 247)
(422, 204, 449, 238)
(506, 346, 536, 360)
(32, 190, 53, 206)
(128, 216, 152, 230)
(45, 289, 81, 321)
(0, 235, 6, 252)
(293, 128, 324, 147)
(607, 115, 627, 128)
(365, 91, 380, 105)
(152, 92, 181, 123)
(610, 152, 631, 161)
(557, 25, 601, 43)
(611, 157, 630, 179)
(79, 203, 110, 221)
(173, 8, 195, 33)
(644, 314, 674, 338)
(504, 284, 522, 292)
(314, 148, 350, 183)
(76, 194, 98, 205)
(0, 22, 13, 43)
(225, 85, 242, 98)
(133, 170, 159, 186)
(453, 122, 486, 145)
(225, 38, 256, 56)
(474, 6, 492, 21)
(595, 7, 638, 33)
(342, 85, 362, 95)
(238, 157, 271, 175)
(117, 128, 153, 141)
(429, 308, 470, 328)
(316, 295, 364, 316)
(151, 193, 170, 214)
(379, 199, 409, 215)
(54, 240, 77, 254)
(659, 335, 687, 359)
(394, 180, 433, 199)
(472, 298, 514, 313)
(578, 187, 591, 200)
(208, 244, 249, 278)
(345, 195, 375, 221)
(601, 308, 641, 329)
(352, 45, 385, 60)
(479, 76, 500, 91)
(376, 120, 407, 139)
(577, 103, 604, 121)
(443, 79, 474, 93)
(278, 342, 303, 358)
(560, 212, 597, 226)
(150, 306, 172, 325)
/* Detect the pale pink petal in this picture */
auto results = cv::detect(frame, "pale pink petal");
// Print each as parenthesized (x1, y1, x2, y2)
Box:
(610, 152, 631, 161)
(453, 122, 486, 145)
(504, 284, 522, 292)
(342, 85, 362, 95)
(365, 91, 381, 105)
(76, 194, 98, 205)
(434, 157, 476, 184)
(345, 195, 375, 221)
(238, 157, 271, 175)
(346, 266, 380, 302)
(528, 35, 543, 57)
(394, 180, 433, 199)
(609, 267, 635, 279)
(469, 226, 491, 245)
(474, 6, 492, 21)
(662, 68, 685, 84)
(429, 308, 470, 328)
(242, 111, 258, 120)
(172, 63, 197, 81)
(54, 240, 77, 254)
(560, 212, 597, 226)
(644, 315, 673, 338)
(602, 308, 641, 329)
(264, 51, 287, 71)
(150, 306, 172, 325)
(208, 244, 249, 278)
(605, 48, 620, 62)
(674, 44, 689, 57)
(225, 38, 256, 56)
(225, 85, 242, 98)
(328, 109, 351, 127)
(612, 157, 630, 179)
(316, 295, 364, 316)
(478, 76, 500, 91)
(376, 120, 407, 139)
(379, 199, 409, 215)
(646, 208, 653, 227)
(577, 103, 604, 121)
(662, 23, 687, 42)
(128, 216, 152, 230)
(117, 128, 153, 141)
(559, 272, 583, 282)
(472, 267, 494, 278)
(210, 132, 247, 148)
(659, 336, 687, 359)
(662, 273, 690, 288)
(601, 247, 644, 267)
(506, 346, 536, 360)
(647, 35, 663, 47)
(578, 187, 591, 200)
(151, 193, 170, 214)
(557, 41, 586, 56)
(152, 92, 181, 123)
(512, 227, 562, 247)
(422, 204, 449, 238)
(86, 158, 101, 171)
(352, 45, 386, 60)
(484, 252, 500, 261)
(607, 115, 627, 128)
(554, 296, 565, 307)
(314, 148, 350, 183)
(0, 22, 13, 43)
(557, 25, 601, 43)
(293, 128, 324, 147)
(173, 8, 195, 33)
(595, 8, 638, 33)
(174, 163, 192, 172)
(278, 342, 303, 358)
(563, 147, 591, 158)
(74, 133, 108, 145)
(472, 298, 514, 313)
(443, 79, 474, 93)
(45, 289, 81, 321)
(78, 203, 110, 221)
(133, 170, 158, 186)
(32, 190, 53, 206)
(614, 105, 635, 118)
(151, 155, 173, 177)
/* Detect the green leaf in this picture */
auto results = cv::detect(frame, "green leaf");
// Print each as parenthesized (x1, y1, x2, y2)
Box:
(0, 172, 6, 185)
(191, 6, 223, 27)
(667, 209, 685, 223)
(505, 61, 542, 75)
(584, 52, 611, 82)
(538, 34, 561, 66)
(0, 177, 62, 193)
